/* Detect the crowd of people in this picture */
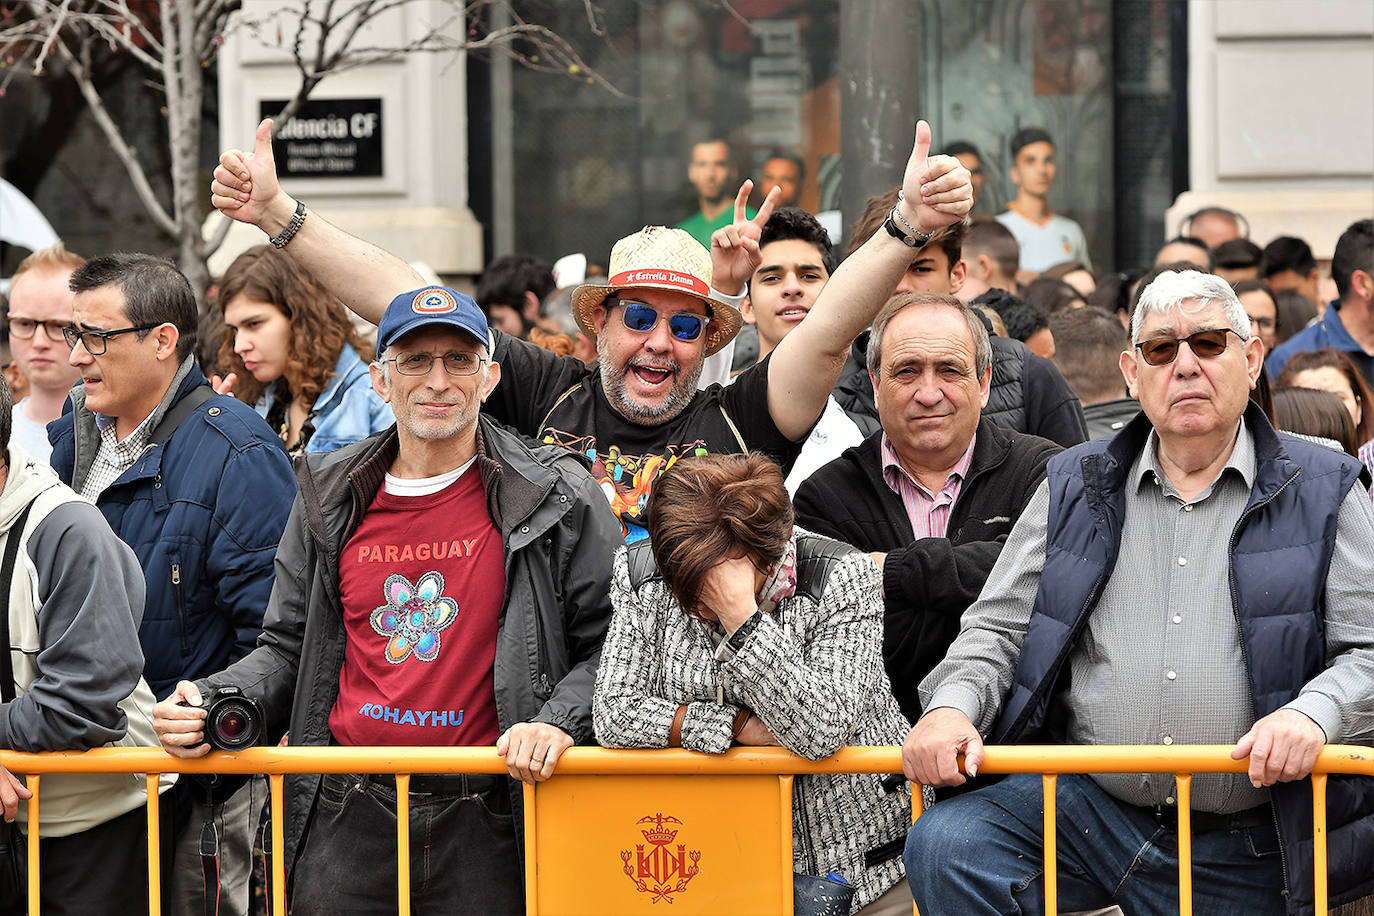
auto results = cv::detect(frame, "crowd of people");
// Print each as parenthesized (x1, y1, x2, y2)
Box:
(0, 111, 1369, 916)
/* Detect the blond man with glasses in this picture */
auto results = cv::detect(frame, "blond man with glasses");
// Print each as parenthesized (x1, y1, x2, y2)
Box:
(4, 242, 84, 462)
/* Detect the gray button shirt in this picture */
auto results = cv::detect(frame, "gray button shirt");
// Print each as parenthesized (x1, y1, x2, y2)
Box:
(923, 420, 1374, 813)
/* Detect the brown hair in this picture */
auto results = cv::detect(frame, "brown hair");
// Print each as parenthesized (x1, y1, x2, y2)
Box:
(866, 292, 992, 379)
(12, 241, 85, 281)
(845, 188, 967, 273)
(647, 454, 793, 617)
(528, 327, 575, 358)
(1275, 347, 1374, 445)
(216, 246, 375, 408)
(1272, 387, 1360, 457)
(1048, 306, 1128, 404)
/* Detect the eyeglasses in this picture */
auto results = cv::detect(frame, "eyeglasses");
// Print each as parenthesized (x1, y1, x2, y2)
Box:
(62, 323, 163, 356)
(610, 299, 709, 342)
(1135, 328, 1242, 366)
(384, 351, 485, 377)
(1248, 315, 1276, 331)
(7, 317, 69, 343)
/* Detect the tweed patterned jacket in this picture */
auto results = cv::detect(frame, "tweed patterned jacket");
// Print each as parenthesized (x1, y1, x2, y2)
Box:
(593, 531, 910, 911)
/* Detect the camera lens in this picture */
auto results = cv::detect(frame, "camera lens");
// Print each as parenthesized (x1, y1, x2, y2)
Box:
(206, 696, 263, 751)
(217, 711, 248, 741)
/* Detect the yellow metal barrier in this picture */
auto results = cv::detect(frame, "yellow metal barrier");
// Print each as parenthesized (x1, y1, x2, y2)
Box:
(1, 744, 1370, 914)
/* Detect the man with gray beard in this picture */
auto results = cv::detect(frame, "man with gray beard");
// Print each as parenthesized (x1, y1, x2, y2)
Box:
(209, 117, 973, 542)
(154, 287, 619, 913)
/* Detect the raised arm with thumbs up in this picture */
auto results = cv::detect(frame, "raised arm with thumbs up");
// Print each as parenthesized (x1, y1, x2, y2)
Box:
(760, 119, 974, 442)
(210, 118, 424, 323)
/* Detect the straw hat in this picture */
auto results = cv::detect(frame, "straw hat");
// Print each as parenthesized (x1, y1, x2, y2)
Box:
(570, 226, 742, 356)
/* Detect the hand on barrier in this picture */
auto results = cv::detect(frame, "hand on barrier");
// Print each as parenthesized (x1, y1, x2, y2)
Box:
(152, 679, 211, 759)
(0, 766, 32, 823)
(733, 715, 780, 747)
(497, 722, 574, 784)
(709, 181, 781, 296)
(1231, 707, 1326, 787)
(901, 706, 985, 787)
(211, 118, 292, 235)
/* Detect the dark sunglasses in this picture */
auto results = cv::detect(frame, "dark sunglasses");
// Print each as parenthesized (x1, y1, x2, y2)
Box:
(1135, 328, 1242, 366)
(610, 298, 709, 342)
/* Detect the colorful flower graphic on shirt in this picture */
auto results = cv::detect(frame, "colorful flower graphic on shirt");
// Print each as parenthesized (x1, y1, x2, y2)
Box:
(370, 571, 459, 663)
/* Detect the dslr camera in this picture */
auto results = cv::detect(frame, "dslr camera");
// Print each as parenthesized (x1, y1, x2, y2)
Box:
(187, 685, 264, 751)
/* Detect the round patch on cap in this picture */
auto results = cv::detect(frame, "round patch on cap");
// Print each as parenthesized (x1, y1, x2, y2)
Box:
(412, 288, 458, 314)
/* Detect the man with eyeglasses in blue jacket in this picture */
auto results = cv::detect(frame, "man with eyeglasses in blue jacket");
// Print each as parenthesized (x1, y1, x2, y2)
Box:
(46, 252, 297, 916)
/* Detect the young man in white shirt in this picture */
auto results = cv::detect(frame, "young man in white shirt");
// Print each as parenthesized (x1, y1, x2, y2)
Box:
(995, 128, 1091, 279)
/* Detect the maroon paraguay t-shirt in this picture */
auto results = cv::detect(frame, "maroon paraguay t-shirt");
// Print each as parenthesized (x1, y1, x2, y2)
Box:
(329, 464, 505, 746)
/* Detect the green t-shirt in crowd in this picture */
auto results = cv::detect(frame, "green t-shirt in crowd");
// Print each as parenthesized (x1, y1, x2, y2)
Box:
(675, 205, 756, 250)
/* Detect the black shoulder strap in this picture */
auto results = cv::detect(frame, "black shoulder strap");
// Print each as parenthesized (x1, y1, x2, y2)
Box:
(1, 503, 36, 703)
(625, 540, 662, 591)
(150, 385, 215, 449)
(793, 534, 860, 604)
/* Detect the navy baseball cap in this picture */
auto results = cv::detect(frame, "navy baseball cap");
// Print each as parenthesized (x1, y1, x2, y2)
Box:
(375, 287, 491, 354)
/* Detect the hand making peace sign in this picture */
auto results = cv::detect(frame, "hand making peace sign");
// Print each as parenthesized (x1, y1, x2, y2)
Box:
(709, 180, 782, 296)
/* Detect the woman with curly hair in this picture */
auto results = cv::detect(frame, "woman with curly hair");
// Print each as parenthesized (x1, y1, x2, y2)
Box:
(218, 245, 390, 455)
(593, 453, 914, 915)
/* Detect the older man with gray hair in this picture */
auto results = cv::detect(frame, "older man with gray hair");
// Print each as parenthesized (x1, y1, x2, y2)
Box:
(901, 269, 1374, 914)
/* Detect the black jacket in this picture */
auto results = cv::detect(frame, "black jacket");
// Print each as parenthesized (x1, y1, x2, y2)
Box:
(833, 330, 1088, 448)
(198, 417, 621, 883)
(793, 418, 1060, 723)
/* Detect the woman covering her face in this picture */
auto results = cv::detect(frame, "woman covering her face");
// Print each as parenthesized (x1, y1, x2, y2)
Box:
(593, 453, 914, 914)
(217, 245, 392, 455)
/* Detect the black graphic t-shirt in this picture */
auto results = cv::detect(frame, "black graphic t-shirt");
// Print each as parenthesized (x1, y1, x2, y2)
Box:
(487, 331, 803, 542)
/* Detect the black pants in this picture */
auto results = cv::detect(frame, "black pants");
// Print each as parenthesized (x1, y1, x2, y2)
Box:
(1, 803, 149, 916)
(290, 773, 523, 915)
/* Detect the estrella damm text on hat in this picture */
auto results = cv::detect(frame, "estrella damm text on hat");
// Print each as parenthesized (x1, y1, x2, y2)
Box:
(412, 288, 459, 314)
(609, 269, 710, 298)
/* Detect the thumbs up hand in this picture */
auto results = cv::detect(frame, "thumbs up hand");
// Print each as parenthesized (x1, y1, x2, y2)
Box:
(210, 118, 293, 234)
(899, 119, 973, 235)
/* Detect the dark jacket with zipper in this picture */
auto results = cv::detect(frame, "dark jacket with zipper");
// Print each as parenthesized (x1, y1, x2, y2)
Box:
(794, 418, 1060, 723)
(48, 363, 296, 699)
(991, 404, 1371, 915)
(197, 416, 620, 886)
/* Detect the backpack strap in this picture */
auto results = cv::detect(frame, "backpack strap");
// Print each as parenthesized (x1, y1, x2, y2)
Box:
(1, 503, 36, 703)
(537, 383, 585, 436)
(150, 385, 215, 449)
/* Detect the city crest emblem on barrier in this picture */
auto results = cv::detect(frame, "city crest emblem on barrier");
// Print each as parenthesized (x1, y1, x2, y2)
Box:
(620, 812, 701, 902)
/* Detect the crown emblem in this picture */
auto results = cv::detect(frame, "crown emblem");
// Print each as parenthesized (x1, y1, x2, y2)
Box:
(619, 812, 701, 903)
(638, 812, 681, 846)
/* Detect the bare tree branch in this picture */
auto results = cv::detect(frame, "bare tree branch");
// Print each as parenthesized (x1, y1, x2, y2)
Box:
(202, 211, 235, 258)
(3, 0, 626, 298)
(31, 0, 73, 74)
(62, 35, 177, 234)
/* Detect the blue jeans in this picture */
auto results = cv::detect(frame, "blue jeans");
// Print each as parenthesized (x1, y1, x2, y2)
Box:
(290, 772, 522, 915)
(904, 773, 1286, 916)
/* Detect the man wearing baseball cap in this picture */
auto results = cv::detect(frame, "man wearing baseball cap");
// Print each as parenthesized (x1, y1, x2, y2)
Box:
(210, 117, 974, 541)
(153, 286, 621, 913)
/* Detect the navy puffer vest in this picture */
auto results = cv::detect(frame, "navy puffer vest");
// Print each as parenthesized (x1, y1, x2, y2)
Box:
(990, 404, 1372, 914)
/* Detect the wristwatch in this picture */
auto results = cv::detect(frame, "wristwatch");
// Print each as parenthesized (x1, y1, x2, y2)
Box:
(884, 190, 934, 247)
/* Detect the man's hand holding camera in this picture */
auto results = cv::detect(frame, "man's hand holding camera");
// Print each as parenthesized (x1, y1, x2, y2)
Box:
(154, 681, 212, 758)
(154, 681, 264, 756)
(155, 681, 211, 758)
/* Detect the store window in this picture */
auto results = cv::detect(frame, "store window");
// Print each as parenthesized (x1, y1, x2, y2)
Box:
(490, 0, 1178, 276)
